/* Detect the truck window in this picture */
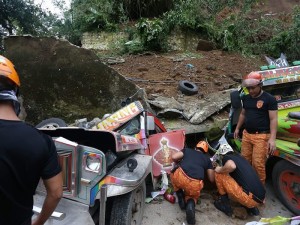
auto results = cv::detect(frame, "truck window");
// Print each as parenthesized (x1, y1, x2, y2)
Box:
(264, 81, 300, 103)
(119, 117, 140, 136)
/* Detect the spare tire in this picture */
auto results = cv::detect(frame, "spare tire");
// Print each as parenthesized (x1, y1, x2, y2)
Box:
(178, 80, 198, 95)
(35, 118, 67, 129)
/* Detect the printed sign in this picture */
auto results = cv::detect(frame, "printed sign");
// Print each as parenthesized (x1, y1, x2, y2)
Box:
(148, 130, 185, 177)
(96, 101, 143, 131)
(258, 66, 300, 86)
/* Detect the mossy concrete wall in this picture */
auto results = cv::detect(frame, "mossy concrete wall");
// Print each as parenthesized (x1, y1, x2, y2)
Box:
(82, 30, 204, 52)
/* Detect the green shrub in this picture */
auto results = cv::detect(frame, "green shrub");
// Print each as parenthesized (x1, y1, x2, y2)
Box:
(136, 18, 168, 51)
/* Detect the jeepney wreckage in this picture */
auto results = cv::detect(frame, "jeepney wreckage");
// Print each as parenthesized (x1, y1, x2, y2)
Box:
(33, 101, 185, 225)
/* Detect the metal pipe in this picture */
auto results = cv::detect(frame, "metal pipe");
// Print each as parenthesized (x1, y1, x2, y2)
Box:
(99, 185, 107, 225)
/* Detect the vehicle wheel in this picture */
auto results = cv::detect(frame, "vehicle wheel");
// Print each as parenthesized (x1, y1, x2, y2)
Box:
(35, 118, 67, 128)
(230, 90, 242, 109)
(272, 160, 300, 215)
(178, 80, 198, 95)
(110, 181, 146, 225)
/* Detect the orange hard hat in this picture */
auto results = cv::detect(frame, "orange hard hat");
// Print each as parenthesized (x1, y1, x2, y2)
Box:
(0, 55, 20, 87)
(242, 71, 262, 87)
(196, 141, 208, 153)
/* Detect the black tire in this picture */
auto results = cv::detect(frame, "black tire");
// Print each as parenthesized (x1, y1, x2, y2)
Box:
(230, 90, 242, 109)
(178, 80, 198, 95)
(272, 160, 300, 215)
(110, 181, 146, 225)
(35, 118, 67, 128)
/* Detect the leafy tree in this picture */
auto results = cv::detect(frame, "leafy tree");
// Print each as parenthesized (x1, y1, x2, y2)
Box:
(0, 0, 45, 35)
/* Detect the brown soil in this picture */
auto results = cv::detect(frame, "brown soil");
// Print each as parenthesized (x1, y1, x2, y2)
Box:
(109, 0, 297, 97)
(110, 51, 265, 98)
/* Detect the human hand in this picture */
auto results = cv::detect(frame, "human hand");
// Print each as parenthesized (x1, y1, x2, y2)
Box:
(233, 129, 239, 139)
(32, 218, 43, 225)
(215, 166, 222, 173)
(212, 161, 218, 168)
(268, 139, 276, 155)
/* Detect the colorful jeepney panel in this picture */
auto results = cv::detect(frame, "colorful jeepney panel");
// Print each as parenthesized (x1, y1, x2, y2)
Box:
(258, 65, 300, 86)
(119, 134, 143, 152)
(95, 101, 144, 131)
(148, 129, 185, 177)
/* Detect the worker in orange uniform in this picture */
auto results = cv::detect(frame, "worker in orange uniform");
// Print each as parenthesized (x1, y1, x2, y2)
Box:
(213, 143, 266, 216)
(234, 72, 278, 184)
(170, 141, 215, 225)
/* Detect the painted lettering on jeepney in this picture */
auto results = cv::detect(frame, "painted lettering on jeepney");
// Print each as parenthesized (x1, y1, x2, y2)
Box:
(96, 102, 143, 131)
(121, 135, 139, 144)
(120, 135, 142, 151)
(259, 66, 300, 84)
(278, 100, 300, 110)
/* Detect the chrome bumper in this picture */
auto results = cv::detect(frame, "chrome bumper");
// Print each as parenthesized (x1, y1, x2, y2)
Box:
(33, 195, 95, 225)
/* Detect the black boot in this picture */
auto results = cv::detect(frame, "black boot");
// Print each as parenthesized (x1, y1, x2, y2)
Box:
(176, 189, 185, 210)
(214, 195, 233, 217)
(246, 207, 260, 216)
(186, 199, 195, 225)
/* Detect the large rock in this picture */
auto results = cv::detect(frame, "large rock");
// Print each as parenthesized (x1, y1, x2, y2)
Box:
(4, 36, 143, 125)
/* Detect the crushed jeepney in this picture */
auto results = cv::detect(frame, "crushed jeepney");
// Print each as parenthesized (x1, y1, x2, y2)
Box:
(33, 101, 185, 225)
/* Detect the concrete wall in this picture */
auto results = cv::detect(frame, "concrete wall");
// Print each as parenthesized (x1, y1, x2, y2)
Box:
(81, 30, 202, 52)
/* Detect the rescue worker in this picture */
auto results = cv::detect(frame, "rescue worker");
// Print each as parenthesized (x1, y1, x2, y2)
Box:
(234, 71, 278, 184)
(170, 141, 215, 225)
(0, 55, 63, 225)
(213, 143, 266, 216)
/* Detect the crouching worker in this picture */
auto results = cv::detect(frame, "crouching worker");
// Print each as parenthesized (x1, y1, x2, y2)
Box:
(213, 143, 266, 217)
(170, 141, 215, 225)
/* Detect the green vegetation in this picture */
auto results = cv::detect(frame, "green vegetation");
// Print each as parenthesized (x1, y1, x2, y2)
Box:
(1, 0, 300, 60)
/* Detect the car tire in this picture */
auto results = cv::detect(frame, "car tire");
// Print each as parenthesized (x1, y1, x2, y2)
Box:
(178, 80, 198, 95)
(272, 160, 300, 215)
(35, 118, 67, 128)
(110, 181, 146, 225)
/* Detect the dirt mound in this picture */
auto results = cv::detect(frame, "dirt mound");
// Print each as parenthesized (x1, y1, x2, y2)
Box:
(109, 50, 264, 98)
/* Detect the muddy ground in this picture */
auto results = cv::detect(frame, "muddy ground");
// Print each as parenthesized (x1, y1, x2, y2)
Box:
(109, 51, 264, 99)
(141, 180, 293, 225)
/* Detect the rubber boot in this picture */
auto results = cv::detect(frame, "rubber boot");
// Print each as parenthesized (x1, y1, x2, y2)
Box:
(213, 194, 233, 217)
(245, 207, 260, 216)
(186, 199, 195, 225)
(176, 189, 186, 210)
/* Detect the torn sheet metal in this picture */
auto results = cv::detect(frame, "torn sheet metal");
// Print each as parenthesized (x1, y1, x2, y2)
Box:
(161, 111, 229, 134)
(148, 90, 233, 129)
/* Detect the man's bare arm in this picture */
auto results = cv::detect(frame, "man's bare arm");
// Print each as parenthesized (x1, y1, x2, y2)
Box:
(172, 151, 184, 163)
(215, 160, 236, 174)
(268, 110, 278, 154)
(207, 169, 215, 183)
(234, 108, 245, 139)
(32, 172, 63, 225)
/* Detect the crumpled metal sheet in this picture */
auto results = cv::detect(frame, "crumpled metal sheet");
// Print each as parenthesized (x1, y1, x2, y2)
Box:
(148, 96, 184, 111)
(148, 89, 233, 125)
(161, 111, 229, 134)
(185, 90, 231, 124)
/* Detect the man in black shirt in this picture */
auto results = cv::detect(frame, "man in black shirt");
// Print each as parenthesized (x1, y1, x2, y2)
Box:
(0, 55, 63, 225)
(213, 143, 265, 216)
(234, 72, 278, 184)
(170, 141, 215, 225)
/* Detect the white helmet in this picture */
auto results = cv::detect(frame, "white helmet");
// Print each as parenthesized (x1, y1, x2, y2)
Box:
(218, 144, 234, 155)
